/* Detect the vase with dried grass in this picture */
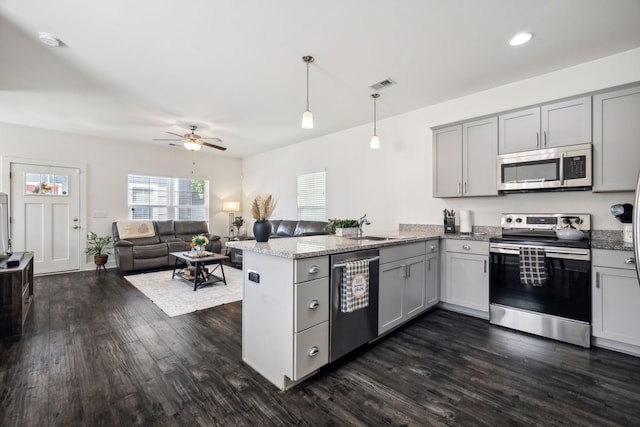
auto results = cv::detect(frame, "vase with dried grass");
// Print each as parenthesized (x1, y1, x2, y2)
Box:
(251, 194, 277, 242)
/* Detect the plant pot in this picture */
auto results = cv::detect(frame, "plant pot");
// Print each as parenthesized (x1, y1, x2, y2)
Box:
(335, 227, 358, 237)
(253, 220, 271, 242)
(94, 254, 108, 265)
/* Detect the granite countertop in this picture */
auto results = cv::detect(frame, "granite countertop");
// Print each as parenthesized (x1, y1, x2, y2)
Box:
(590, 230, 635, 251)
(225, 225, 635, 259)
(225, 231, 442, 259)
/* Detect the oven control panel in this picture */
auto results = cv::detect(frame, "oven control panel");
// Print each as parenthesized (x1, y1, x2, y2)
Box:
(501, 213, 591, 231)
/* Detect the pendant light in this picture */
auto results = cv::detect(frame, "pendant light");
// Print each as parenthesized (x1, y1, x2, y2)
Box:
(301, 55, 314, 129)
(370, 93, 380, 149)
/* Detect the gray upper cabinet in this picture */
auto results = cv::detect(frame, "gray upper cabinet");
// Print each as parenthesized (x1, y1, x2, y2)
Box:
(592, 85, 640, 192)
(433, 117, 497, 198)
(498, 107, 540, 154)
(433, 125, 462, 197)
(498, 97, 591, 154)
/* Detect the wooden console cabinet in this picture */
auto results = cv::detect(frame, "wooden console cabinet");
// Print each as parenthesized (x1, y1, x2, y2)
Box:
(0, 253, 34, 338)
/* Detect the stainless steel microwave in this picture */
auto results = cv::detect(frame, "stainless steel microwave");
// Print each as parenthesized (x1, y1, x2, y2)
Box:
(497, 143, 592, 192)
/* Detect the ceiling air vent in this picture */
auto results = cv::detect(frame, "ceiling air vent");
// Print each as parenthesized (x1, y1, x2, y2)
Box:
(369, 78, 396, 91)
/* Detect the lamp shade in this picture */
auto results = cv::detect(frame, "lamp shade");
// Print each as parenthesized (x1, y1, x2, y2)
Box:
(223, 201, 240, 212)
(302, 111, 313, 129)
(183, 141, 201, 151)
(370, 135, 380, 149)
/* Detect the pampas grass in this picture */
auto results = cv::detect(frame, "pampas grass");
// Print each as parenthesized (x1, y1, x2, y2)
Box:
(251, 194, 277, 221)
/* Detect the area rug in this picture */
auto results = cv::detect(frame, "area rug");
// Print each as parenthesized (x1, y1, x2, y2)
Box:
(124, 266, 243, 317)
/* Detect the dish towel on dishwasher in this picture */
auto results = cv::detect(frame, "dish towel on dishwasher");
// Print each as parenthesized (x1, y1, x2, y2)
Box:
(519, 247, 548, 286)
(341, 259, 370, 313)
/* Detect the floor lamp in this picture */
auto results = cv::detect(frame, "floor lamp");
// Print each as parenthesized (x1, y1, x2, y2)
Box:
(222, 201, 240, 237)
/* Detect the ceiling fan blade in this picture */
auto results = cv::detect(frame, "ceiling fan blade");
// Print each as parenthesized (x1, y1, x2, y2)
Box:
(200, 137, 223, 142)
(202, 141, 227, 151)
(166, 131, 186, 138)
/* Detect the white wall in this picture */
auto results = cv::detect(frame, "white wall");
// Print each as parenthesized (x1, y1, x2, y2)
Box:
(0, 123, 242, 269)
(242, 48, 640, 233)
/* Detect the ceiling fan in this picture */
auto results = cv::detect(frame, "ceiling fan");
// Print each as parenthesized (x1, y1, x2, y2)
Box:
(153, 125, 226, 151)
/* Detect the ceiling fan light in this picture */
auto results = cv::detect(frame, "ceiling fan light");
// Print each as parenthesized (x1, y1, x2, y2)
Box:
(302, 111, 314, 129)
(184, 141, 201, 151)
(370, 135, 380, 149)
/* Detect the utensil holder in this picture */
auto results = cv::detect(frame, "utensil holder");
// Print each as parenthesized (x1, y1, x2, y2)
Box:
(444, 217, 456, 234)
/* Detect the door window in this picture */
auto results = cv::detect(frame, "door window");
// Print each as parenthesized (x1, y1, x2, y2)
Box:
(24, 172, 69, 196)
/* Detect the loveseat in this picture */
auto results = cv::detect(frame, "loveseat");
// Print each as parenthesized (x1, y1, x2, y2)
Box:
(112, 220, 222, 272)
(227, 220, 329, 267)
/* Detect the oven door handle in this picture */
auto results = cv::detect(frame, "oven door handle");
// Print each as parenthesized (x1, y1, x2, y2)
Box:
(490, 244, 590, 261)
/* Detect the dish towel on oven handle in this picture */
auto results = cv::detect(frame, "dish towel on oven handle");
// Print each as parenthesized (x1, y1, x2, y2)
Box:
(341, 259, 370, 313)
(519, 247, 548, 287)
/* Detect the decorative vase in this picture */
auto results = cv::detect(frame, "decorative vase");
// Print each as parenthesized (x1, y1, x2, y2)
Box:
(196, 245, 204, 256)
(94, 254, 108, 266)
(253, 220, 271, 242)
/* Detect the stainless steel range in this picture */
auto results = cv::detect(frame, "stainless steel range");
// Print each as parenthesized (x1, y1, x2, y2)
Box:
(489, 213, 591, 348)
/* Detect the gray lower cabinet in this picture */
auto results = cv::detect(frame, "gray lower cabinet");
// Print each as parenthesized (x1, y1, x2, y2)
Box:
(592, 84, 640, 192)
(432, 117, 497, 198)
(440, 239, 489, 317)
(425, 241, 439, 308)
(498, 96, 591, 154)
(379, 241, 437, 335)
(592, 249, 640, 352)
(242, 252, 329, 390)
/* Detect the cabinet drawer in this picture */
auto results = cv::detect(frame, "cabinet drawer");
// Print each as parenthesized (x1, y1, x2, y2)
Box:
(380, 242, 426, 264)
(592, 249, 636, 270)
(445, 239, 488, 255)
(293, 321, 328, 380)
(295, 256, 329, 283)
(295, 277, 329, 332)
(425, 240, 439, 254)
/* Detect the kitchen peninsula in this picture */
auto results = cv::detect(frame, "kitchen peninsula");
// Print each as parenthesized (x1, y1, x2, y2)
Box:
(226, 232, 442, 389)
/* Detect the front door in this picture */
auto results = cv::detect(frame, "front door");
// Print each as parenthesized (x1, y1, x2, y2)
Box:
(10, 163, 81, 274)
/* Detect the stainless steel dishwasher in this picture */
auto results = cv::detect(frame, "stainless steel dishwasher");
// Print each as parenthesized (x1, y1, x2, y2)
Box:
(329, 249, 380, 362)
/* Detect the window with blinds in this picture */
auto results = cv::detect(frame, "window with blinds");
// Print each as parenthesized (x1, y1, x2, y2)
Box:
(127, 174, 209, 221)
(297, 171, 326, 221)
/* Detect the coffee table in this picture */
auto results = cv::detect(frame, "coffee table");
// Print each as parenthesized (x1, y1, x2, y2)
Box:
(171, 251, 229, 291)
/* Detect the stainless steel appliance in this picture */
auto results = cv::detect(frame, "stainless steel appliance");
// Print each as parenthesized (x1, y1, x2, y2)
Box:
(497, 143, 592, 192)
(329, 249, 379, 362)
(489, 213, 592, 347)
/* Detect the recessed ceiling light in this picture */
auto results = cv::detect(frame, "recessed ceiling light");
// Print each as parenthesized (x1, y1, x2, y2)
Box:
(509, 32, 533, 46)
(38, 32, 61, 47)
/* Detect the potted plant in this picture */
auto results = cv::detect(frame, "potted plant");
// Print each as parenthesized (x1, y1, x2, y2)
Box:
(191, 234, 209, 255)
(251, 194, 277, 242)
(232, 216, 245, 236)
(86, 232, 112, 267)
(327, 219, 359, 237)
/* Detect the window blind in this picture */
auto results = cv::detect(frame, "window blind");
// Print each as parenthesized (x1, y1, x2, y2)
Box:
(127, 174, 209, 221)
(297, 171, 326, 221)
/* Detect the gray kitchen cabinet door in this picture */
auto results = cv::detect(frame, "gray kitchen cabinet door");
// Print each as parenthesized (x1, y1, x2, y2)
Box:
(378, 259, 406, 334)
(462, 117, 498, 196)
(498, 107, 540, 154)
(592, 266, 640, 347)
(445, 252, 488, 313)
(404, 255, 427, 320)
(425, 251, 439, 309)
(592, 85, 640, 192)
(433, 125, 462, 197)
(541, 96, 591, 149)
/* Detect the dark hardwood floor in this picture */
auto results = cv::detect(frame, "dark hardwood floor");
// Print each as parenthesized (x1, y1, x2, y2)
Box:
(1, 269, 640, 426)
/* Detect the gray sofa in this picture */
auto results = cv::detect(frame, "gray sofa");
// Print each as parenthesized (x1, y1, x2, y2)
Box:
(112, 220, 222, 272)
(227, 220, 329, 267)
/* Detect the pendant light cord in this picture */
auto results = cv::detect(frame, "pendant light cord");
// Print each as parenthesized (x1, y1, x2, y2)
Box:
(306, 61, 310, 111)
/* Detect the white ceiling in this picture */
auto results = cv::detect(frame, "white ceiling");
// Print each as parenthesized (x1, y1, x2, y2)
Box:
(1, 0, 640, 158)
